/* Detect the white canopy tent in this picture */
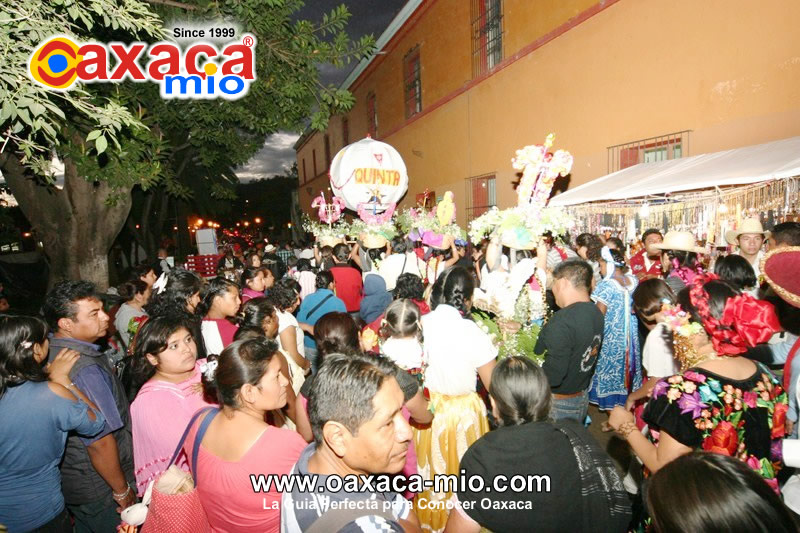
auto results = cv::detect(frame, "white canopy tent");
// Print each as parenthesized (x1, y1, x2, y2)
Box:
(549, 136, 800, 206)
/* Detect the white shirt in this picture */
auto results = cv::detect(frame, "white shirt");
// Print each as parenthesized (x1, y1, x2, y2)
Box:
(642, 322, 679, 378)
(422, 305, 497, 395)
(277, 310, 305, 358)
(735, 249, 765, 279)
(378, 253, 421, 291)
(382, 337, 424, 370)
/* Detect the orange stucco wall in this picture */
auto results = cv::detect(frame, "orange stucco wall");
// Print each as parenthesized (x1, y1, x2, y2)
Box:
(297, 0, 800, 227)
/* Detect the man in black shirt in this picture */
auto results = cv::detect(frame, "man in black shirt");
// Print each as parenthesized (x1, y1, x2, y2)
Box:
(534, 260, 603, 422)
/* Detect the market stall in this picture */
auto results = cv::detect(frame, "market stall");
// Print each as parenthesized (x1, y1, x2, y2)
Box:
(548, 136, 800, 245)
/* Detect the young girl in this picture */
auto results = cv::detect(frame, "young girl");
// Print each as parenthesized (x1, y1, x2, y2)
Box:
(240, 267, 268, 304)
(197, 277, 241, 355)
(264, 283, 309, 379)
(379, 299, 425, 381)
(129, 315, 214, 495)
(626, 279, 679, 409)
(590, 247, 642, 412)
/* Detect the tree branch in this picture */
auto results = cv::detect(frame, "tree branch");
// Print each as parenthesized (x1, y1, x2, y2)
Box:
(143, 0, 198, 10)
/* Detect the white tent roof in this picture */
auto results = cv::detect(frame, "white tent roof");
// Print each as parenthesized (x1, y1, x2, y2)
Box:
(549, 136, 800, 206)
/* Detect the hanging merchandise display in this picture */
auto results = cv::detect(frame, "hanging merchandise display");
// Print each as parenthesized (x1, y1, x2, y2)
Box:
(562, 177, 800, 246)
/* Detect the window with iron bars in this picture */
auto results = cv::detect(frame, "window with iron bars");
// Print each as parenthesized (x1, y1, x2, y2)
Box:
(366, 91, 377, 137)
(404, 47, 422, 119)
(466, 174, 497, 222)
(607, 130, 691, 173)
(471, 0, 503, 78)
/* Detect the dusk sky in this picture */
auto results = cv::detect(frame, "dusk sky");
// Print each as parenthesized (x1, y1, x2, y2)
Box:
(236, 0, 408, 181)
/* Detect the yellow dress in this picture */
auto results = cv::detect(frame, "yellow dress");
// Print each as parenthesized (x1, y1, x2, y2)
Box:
(413, 391, 489, 532)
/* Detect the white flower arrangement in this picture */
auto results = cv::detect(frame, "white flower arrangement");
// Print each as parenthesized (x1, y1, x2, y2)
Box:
(302, 215, 350, 240)
(469, 205, 574, 247)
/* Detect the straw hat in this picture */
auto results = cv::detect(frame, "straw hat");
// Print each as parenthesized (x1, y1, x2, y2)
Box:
(761, 246, 800, 308)
(653, 231, 706, 254)
(725, 218, 770, 245)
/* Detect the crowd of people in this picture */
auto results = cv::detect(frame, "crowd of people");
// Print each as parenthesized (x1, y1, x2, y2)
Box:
(1, 220, 799, 532)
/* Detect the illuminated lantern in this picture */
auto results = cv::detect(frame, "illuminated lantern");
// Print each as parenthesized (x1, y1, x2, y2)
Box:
(329, 137, 408, 213)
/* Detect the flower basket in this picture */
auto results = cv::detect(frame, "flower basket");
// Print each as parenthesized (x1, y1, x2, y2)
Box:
(318, 235, 343, 248)
(360, 232, 388, 249)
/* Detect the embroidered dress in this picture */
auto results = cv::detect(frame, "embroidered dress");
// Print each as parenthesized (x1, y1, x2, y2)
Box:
(590, 275, 642, 410)
(643, 364, 788, 491)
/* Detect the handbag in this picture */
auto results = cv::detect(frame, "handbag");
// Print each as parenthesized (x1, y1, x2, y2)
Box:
(137, 406, 219, 532)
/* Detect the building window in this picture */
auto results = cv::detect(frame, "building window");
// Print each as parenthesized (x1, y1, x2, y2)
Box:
(312, 149, 317, 177)
(403, 47, 422, 119)
(608, 130, 691, 173)
(366, 92, 377, 138)
(466, 174, 496, 222)
(342, 117, 349, 146)
(302, 158, 307, 183)
(324, 134, 331, 168)
(471, 0, 503, 77)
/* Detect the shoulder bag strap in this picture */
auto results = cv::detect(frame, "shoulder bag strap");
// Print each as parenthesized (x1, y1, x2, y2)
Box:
(307, 293, 334, 319)
(305, 503, 397, 533)
(190, 408, 220, 486)
(167, 406, 217, 467)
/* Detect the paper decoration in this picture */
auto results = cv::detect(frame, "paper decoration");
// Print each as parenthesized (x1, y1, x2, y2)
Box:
(329, 137, 409, 212)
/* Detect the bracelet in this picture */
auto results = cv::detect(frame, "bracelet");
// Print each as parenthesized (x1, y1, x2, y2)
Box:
(616, 421, 638, 438)
(112, 486, 132, 500)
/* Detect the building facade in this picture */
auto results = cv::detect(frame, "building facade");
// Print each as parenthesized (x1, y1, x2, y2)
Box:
(295, 0, 800, 227)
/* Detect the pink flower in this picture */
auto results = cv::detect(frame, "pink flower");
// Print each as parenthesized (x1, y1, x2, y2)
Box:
(760, 391, 770, 402)
(743, 391, 758, 408)
(700, 409, 711, 418)
(668, 375, 684, 384)
(683, 382, 697, 394)
(734, 399, 743, 411)
(723, 384, 735, 395)
(683, 370, 707, 383)
(746, 455, 761, 471)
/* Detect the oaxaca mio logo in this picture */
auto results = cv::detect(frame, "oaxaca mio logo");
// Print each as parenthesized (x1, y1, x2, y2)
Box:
(28, 34, 256, 100)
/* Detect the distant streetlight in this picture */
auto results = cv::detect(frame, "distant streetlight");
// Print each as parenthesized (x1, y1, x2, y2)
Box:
(207, 220, 213, 226)
(287, 222, 292, 229)
(254, 217, 261, 224)
(196, 218, 203, 226)
(243, 221, 250, 227)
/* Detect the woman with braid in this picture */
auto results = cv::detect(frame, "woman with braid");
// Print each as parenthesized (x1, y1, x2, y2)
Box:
(414, 266, 497, 532)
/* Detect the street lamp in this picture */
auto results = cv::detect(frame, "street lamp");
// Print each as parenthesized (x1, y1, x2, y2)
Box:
(254, 217, 261, 224)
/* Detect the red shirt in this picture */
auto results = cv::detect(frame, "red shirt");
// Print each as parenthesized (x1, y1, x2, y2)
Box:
(328, 265, 363, 312)
(629, 250, 663, 280)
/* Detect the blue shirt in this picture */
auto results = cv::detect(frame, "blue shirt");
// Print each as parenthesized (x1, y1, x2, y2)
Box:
(0, 381, 105, 532)
(296, 289, 346, 349)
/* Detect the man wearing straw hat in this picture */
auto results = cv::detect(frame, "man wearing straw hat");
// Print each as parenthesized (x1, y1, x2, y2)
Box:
(725, 218, 769, 279)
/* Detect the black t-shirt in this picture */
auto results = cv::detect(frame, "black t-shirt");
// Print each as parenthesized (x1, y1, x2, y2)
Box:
(456, 421, 583, 532)
(535, 301, 604, 394)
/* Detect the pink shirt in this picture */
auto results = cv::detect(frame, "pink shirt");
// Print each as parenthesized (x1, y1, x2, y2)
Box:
(185, 421, 307, 532)
(241, 287, 264, 304)
(131, 360, 214, 495)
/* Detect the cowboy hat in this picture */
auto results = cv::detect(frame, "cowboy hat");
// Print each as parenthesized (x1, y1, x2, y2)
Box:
(264, 244, 276, 253)
(761, 246, 800, 308)
(653, 231, 706, 254)
(725, 218, 770, 245)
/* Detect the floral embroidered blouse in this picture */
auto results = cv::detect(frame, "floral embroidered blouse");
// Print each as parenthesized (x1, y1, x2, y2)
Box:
(642, 364, 788, 491)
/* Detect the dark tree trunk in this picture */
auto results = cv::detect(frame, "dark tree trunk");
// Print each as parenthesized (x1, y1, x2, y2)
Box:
(0, 152, 132, 290)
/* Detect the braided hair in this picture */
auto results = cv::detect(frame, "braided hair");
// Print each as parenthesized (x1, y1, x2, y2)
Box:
(430, 266, 474, 316)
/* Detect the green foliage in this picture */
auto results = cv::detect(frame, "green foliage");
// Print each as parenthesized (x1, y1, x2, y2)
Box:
(0, 0, 163, 172)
